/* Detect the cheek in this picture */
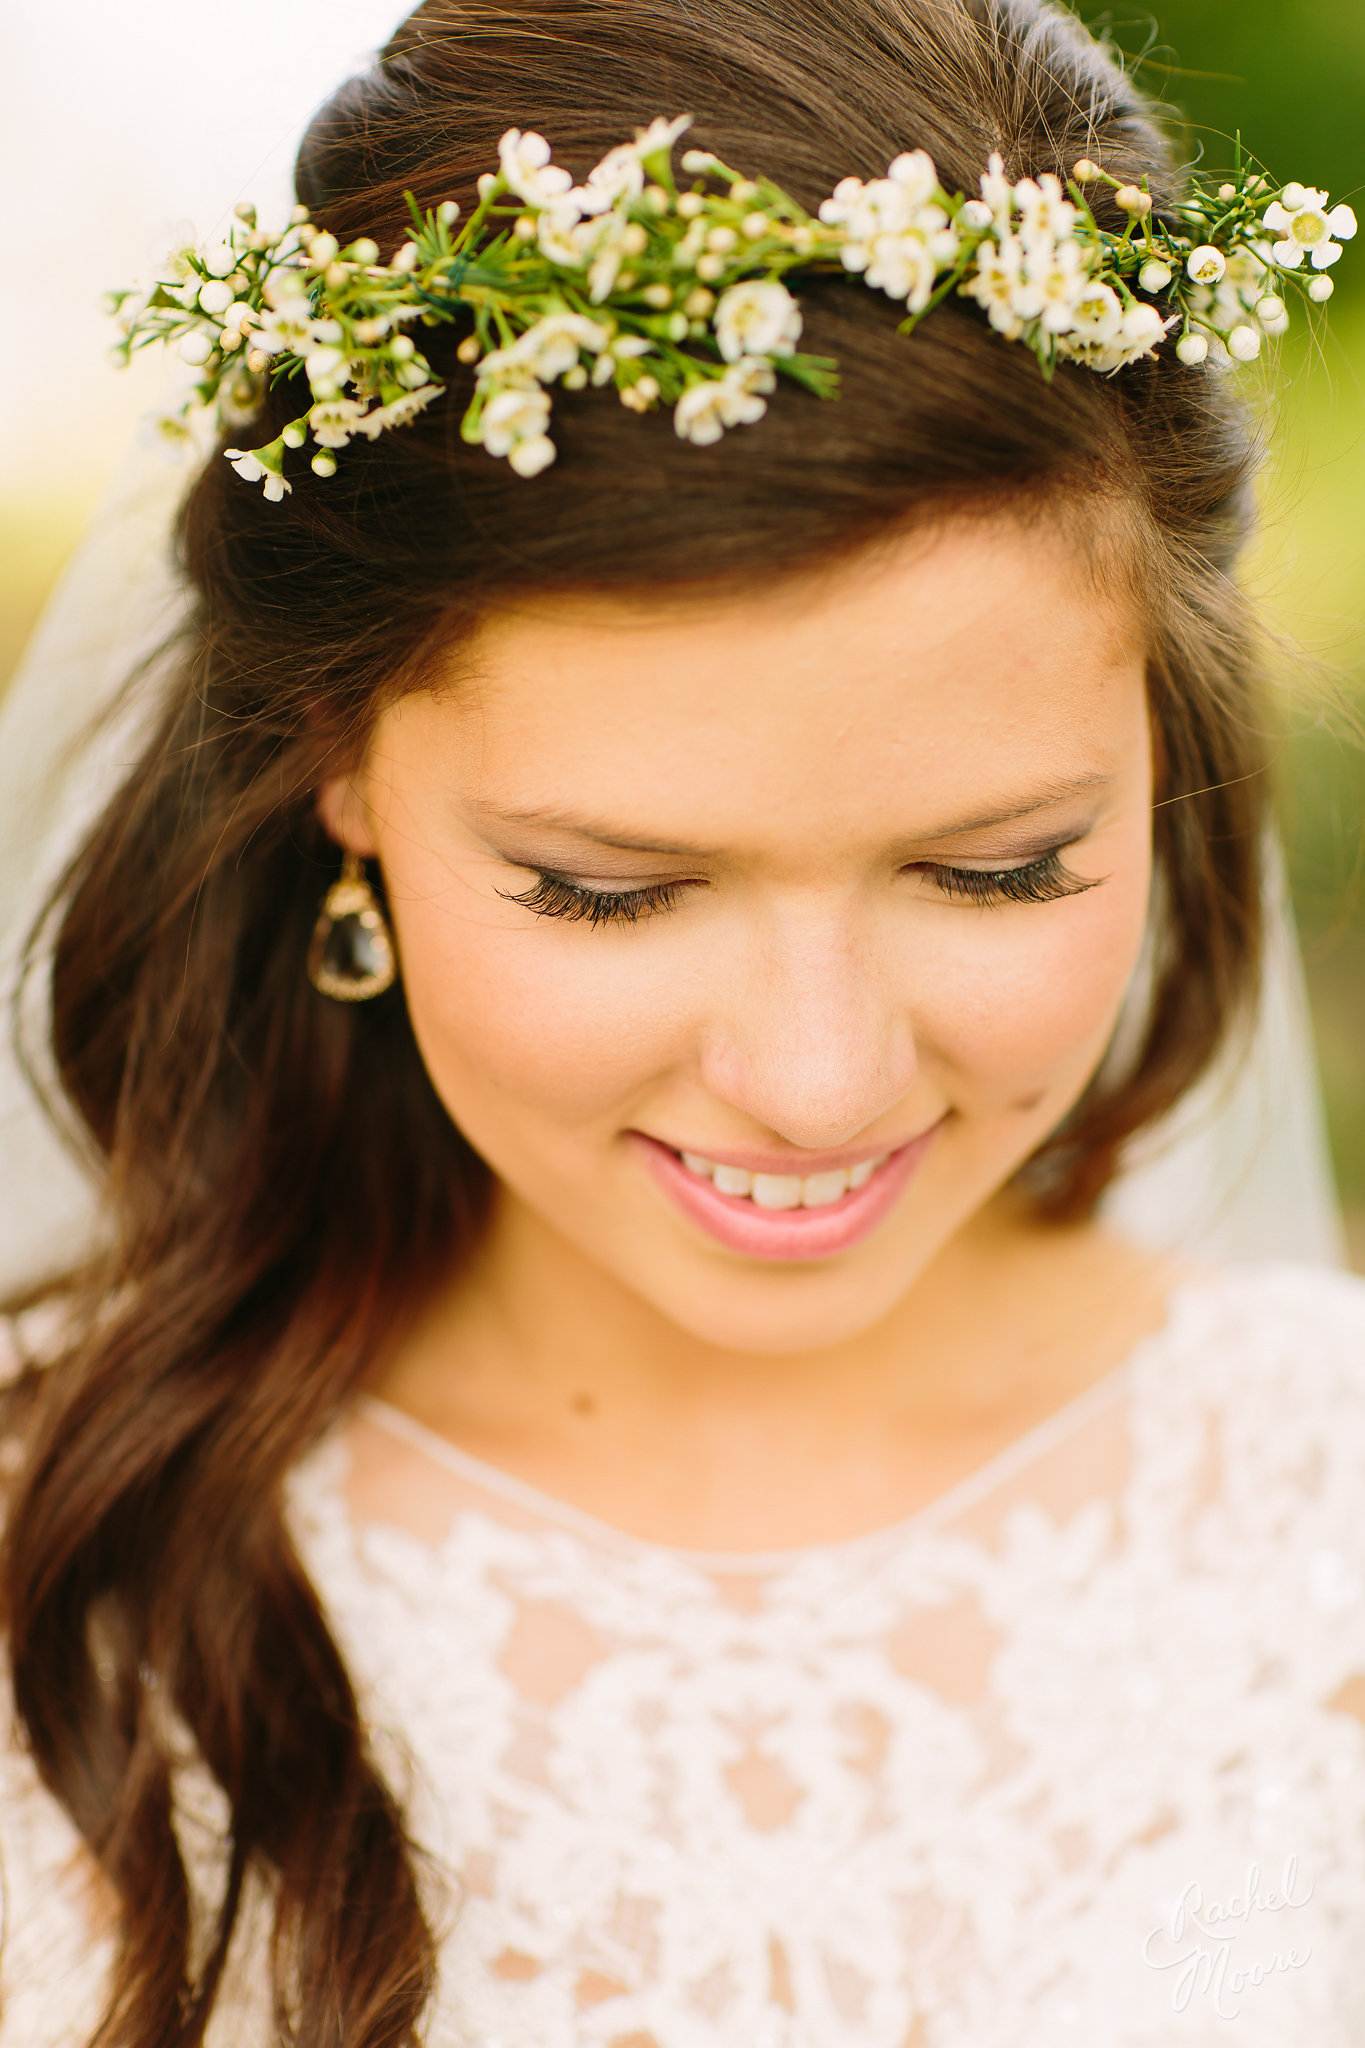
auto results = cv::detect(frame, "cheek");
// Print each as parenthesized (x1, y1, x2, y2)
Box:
(912, 861, 1151, 1106)
(389, 890, 688, 1136)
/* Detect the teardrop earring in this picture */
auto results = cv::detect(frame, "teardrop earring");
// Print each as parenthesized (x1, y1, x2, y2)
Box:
(307, 851, 398, 1002)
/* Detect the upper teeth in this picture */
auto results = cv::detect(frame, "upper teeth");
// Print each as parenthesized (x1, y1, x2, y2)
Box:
(678, 1151, 885, 1208)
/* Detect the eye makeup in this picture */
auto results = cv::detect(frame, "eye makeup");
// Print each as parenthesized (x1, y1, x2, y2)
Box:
(499, 846, 1098, 926)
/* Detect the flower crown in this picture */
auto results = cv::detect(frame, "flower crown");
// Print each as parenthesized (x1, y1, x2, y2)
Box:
(109, 114, 1356, 498)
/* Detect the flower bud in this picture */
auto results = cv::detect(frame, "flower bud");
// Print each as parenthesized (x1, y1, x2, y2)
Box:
(178, 331, 215, 366)
(514, 216, 538, 240)
(621, 223, 650, 256)
(1176, 331, 1209, 365)
(706, 225, 738, 253)
(247, 348, 270, 374)
(1072, 159, 1101, 182)
(351, 238, 380, 266)
(1280, 182, 1307, 211)
(282, 421, 308, 448)
(683, 287, 716, 318)
(681, 150, 718, 174)
(308, 233, 340, 268)
(456, 334, 482, 363)
(198, 279, 235, 316)
(730, 180, 759, 204)
(291, 205, 311, 225)
(1138, 259, 1173, 291)
(235, 202, 258, 226)
(390, 334, 417, 361)
(677, 192, 705, 219)
(1217, 184, 1236, 202)
(636, 374, 660, 402)
(741, 212, 770, 239)
(1115, 185, 1152, 215)
(477, 175, 496, 201)
(392, 242, 421, 273)
(644, 185, 670, 214)
(325, 263, 351, 290)
(960, 199, 994, 230)
(695, 253, 725, 282)
(667, 312, 690, 341)
(563, 365, 588, 390)
(1227, 324, 1261, 361)
(311, 451, 338, 477)
(642, 282, 673, 308)
(1255, 294, 1289, 332)
(1308, 275, 1335, 302)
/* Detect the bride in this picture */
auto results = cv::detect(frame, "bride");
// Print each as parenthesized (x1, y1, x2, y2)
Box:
(2, 0, 1363, 2042)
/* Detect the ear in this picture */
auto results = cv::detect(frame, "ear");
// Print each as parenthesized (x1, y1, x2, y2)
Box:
(316, 773, 380, 858)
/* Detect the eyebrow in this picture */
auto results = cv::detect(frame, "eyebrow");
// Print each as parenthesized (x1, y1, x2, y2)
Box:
(472, 773, 1114, 858)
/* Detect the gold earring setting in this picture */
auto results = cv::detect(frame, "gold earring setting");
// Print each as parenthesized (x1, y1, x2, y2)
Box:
(308, 852, 397, 1002)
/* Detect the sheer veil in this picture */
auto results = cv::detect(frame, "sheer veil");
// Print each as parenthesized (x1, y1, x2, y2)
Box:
(0, 440, 1346, 1294)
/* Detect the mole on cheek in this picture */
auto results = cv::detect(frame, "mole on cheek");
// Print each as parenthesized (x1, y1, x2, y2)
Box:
(571, 1392, 598, 1418)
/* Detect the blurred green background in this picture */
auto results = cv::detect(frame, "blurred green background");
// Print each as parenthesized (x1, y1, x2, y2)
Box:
(1072, 0, 1365, 1262)
(1, 0, 1362, 1257)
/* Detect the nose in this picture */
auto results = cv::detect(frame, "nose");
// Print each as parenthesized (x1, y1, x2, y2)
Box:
(697, 896, 919, 1151)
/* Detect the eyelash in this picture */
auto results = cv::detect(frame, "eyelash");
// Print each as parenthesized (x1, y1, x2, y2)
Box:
(501, 851, 1096, 926)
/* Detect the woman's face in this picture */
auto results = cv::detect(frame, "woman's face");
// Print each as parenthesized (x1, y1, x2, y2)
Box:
(331, 515, 1154, 1354)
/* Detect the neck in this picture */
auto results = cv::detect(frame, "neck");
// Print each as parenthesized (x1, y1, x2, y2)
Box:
(368, 1182, 1172, 1549)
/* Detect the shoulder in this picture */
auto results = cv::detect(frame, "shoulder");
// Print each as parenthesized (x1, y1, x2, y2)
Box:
(1133, 1262, 1365, 1547)
(1163, 1260, 1365, 1385)
(1149, 1260, 1365, 1430)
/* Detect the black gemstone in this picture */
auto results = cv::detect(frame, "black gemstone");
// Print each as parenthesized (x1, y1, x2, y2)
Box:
(321, 912, 388, 985)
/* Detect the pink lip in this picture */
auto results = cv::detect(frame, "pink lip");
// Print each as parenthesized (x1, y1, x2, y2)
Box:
(630, 1125, 942, 1263)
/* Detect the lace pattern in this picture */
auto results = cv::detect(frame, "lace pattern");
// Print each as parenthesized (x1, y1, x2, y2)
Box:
(5, 1265, 1365, 2046)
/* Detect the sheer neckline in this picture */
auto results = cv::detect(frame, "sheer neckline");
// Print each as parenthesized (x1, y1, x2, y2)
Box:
(353, 1271, 1210, 1571)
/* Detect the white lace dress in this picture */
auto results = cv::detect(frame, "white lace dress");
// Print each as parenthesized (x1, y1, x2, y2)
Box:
(5, 1263, 1365, 2046)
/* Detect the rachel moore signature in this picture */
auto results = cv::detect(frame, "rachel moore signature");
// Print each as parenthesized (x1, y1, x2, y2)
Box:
(1142, 1857, 1314, 2019)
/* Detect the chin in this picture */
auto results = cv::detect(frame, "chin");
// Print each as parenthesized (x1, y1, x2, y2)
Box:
(629, 1256, 933, 1357)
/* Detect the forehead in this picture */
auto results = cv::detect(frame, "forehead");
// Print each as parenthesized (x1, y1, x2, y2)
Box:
(415, 516, 1147, 832)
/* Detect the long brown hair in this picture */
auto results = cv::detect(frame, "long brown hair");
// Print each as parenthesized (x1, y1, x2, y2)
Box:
(3, 1, 1268, 2040)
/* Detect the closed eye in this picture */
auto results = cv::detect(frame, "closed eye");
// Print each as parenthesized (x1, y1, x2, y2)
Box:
(497, 871, 693, 926)
(912, 849, 1100, 906)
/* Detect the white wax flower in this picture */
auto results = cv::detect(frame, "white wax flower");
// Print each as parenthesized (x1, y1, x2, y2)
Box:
(480, 383, 555, 469)
(480, 312, 611, 383)
(308, 399, 372, 448)
(1014, 174, 1077, 253)
(1262, 189, 1357, 271)
(497, 130, 574, 206)
(1177, 331, 1210, 365)
(578, 116, 692, 212)
(820, 152, 959, 312)
(673, 358, 776, 444)
(1186, 246, 1227, 285)
(713, 281, 803, 363)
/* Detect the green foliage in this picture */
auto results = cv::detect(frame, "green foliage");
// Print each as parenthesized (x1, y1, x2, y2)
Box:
(1077, 0, 1365, 297)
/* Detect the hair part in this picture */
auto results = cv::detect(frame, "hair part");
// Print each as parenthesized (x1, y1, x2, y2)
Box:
(4, 3, 1267, 2042)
